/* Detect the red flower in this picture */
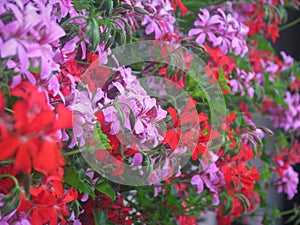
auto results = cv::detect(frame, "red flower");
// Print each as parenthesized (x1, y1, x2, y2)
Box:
(162, 97, 211, 160)
(18, 170, 78, 225)
(246, 2, 281, 43)
(170, 0, 189, 16)
(0, 82, 72, 175)
(265, 17, 280, 43)
(80, 192, 133, 225)
(176, 215, 197, 225)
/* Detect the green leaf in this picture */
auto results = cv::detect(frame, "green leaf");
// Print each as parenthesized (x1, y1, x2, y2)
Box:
(134, 7, 150, 15)
(252, 35, 274, 52)
(218, 69, 231, 93)
(64, 167, 80, 187)
(95, 181, 116, 201)
(113, 102, 125, 130)
(29, 59, 41, 74)
(129, 110, 135, 131)
(107, 0, 114, 15)
(272, 206, 281, 219)
(0, 187, 21, 216)
(236, 56, 252, 72)
(63, 167, 96, 198)
(94, 122, 111, 149)
(93, 210, 115, 225)
(104, 26, 116, 51)
(222, 196, 233, 216)
(261, 163, 272, 182)
(86, 18, 100, 51)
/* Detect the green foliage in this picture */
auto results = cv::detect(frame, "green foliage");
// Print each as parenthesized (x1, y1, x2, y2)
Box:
(93, 210, 116, 225)
(0, 186, 21, 217)
(64, 166, 96, 199)
(95, 181, 116, 201)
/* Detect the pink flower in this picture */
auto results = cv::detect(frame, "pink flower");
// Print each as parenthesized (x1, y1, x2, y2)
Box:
(103, 66, 167, 149)
(188, 9, 222, 46)
(0, 1, 65, 85)
(137, 0, 175, 39)
(275, 165, 299, 200)
(188, 8, 248, 56)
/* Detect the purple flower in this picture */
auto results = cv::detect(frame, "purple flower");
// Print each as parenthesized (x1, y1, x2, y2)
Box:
(269, 91, 300, 132)
(188, 9, 222, 46)
(133, 153, 143, 166)
(280, 51, 294, 71)
(188, 8, 248, 56)
(70, 88, 107, 147)
(0, 1, 65, 86)
(229, 68, 255, 98)
(103, 66, 167, 149)
(191, 174, 204, 194)
(190, 151, 224, 205)
(135, 0, 175, 39)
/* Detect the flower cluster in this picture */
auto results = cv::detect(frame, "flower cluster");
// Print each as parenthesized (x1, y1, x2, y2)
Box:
(188, 8, 249, 56)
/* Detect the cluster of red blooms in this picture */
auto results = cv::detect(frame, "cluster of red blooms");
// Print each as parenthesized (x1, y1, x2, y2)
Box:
(217, 113, 260, 224)
(246, 2, 279, 43)
(79, 192, 133, 225)
(162, 97, 211, 160)
(0, 82, 72, 175)
(0, 82, 78, 224)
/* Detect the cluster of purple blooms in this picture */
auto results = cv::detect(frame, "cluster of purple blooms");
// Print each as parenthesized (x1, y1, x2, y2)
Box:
(230, 68, 255, 98)
(264, 52, 297, 132)
(269, 91, 300, 132)
(71, 65, 167, 150)
(123, 0, 176, 39)
(103, 66, 167, 149)
(275, 161, 299, 200)
(188, 8, 249, 56)
(0, 0, 65, 87)
(191, 151, 224, 206)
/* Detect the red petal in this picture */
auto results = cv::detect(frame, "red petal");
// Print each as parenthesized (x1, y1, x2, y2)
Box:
(63, 188, 78, 203)
(14, 144, 32, 173)
(162, 130, 179, 150)
(0, 134, 19, 160)
(0, 91, 5, 114)
(55, 104, 72, 129)
(32, 209, 44, 225)
(167, 107, 178, 125)
(33, 141, 64, 175)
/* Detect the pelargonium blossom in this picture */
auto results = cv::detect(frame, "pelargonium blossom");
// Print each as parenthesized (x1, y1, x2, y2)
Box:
(0, 1, 65, 86)
(188, 8, 249, 56)
(70, 87, 108, 147)
(191, 151, 224, 205)
(275, 163, 299, 200)
(229, 68, 255, 98)
(268, 91, 300, 132)
(124, 0, 176, 39)
(103, 66, 167, 149)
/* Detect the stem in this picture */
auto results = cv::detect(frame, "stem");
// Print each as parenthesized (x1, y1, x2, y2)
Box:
(246, 10, 259, 23)
(95, 103, 115, 114)
(281, 208, 297, 216)
(5, 107, 13, 113)
(0, 159, 14, 165)
(279, 17, 300, 32)
(64, 147, 89, 156)
(60, 16, 88, 27)
(0, 174, 19, 188)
